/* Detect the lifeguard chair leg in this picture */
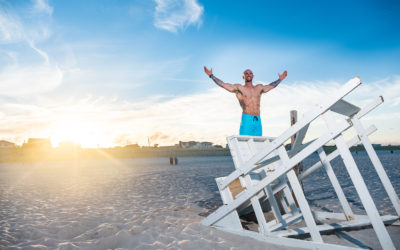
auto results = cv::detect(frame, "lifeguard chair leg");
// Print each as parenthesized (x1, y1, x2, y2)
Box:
(324, 112, 395, 250)
(317, 148, 354, 220)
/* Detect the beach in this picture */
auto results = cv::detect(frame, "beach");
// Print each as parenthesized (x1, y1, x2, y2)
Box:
(0, 152, 399, 249)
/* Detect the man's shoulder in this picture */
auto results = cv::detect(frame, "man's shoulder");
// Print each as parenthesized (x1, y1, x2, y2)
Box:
(254, 84, 265, 90)
(232, 83, 243, 89)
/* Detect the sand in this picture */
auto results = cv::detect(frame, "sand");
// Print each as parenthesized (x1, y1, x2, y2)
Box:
(0, 157, 298, 249)
(0, 153, 399, 249)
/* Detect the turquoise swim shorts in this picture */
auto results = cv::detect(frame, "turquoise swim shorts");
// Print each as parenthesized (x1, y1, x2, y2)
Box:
(239, 114, 262, 136)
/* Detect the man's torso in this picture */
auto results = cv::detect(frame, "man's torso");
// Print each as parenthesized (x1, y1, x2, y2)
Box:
(235, 84, 263, 116)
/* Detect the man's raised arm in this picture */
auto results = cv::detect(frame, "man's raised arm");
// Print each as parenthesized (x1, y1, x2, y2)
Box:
(204, 66, 239, 93)
(261, 70, 287, 93)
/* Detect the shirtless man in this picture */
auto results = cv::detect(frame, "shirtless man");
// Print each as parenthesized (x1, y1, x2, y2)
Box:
(204, 67, 287, 136)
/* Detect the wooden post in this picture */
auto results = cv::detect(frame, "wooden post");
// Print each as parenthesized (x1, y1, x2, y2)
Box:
(290, 110, 303, 176)
(290, 110, 302, 207)
(290, 110, 297, 147)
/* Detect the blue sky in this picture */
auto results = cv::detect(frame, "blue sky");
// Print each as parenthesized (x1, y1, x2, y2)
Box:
(0, 0, 399, 147)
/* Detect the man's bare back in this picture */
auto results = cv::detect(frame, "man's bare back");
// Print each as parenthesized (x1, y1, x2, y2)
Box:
(204, 67, 287, 116)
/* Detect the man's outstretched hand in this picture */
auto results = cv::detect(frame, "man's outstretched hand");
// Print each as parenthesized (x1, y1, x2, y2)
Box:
(204, 66, 213, 77)
(279, 70, 287, 81)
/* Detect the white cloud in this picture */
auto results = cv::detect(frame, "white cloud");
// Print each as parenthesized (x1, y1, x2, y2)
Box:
(33, 0, 53, 15)
(154, 0, 204, 33)
(28, 40, 50, 64)
(0, 0, 61, 97)
(0, 1, 52, 44)
(0, 64, 63, 97)
(1, 76, 399, 147)
(0, 8, 25, 43)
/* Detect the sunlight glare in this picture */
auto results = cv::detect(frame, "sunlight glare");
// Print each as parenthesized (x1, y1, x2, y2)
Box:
(50, 119, 109, 148)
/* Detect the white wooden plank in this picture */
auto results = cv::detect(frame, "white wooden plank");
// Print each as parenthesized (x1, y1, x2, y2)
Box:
(220, 227, 361, 250)
(317, 148, 354, 220)
(313, 211, 349, 221)
(266, 212, 303, 232)
(273, 215, 398, 237)
(293, 123, 309, 148)
(282, 185, 298, 214)
(215, 177, 231, 204)
(278, 191, 290, 214)
(313, 211, 375, 221)
(355, 96, 384, 119)
(213, 209, 243, 230)
(266, 184, 285, 226)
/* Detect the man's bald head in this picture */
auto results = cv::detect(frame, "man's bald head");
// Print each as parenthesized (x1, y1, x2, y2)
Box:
(243, 69, 254, 83)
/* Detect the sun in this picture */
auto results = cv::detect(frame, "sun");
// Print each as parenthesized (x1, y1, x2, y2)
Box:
(50, 119, 110, 148)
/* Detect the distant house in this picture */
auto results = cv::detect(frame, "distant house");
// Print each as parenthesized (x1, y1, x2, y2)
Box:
(0, 140, 16, 148)
(23, 138, 52, 149)
(179, 141, 197, 148)
(199, 142, 213, 148)
(179, 141, 213, 149)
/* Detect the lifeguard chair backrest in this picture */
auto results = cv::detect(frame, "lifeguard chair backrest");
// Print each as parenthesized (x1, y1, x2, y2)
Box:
(227, 136, 276, 172)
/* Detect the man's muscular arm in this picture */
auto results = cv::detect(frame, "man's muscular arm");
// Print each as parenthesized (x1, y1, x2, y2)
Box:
(204, 66, 239, 93)
(261, 70, 287, 93)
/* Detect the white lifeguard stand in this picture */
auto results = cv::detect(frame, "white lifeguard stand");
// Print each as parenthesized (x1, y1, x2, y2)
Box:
(202, 77, 400, 249)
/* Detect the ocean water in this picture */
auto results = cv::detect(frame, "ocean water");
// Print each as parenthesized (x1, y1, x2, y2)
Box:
(0, 151, 399, 248)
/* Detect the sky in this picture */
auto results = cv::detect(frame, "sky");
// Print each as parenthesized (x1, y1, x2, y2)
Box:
(0, 0, 399, 148)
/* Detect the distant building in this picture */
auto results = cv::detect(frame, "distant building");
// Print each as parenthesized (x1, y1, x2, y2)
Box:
(0, 140, 16, 148)
(200, 142, 213, 148)
(179, 141, 196, 148)
(179, 141, 213, 149)
(23, 138, 52, 149)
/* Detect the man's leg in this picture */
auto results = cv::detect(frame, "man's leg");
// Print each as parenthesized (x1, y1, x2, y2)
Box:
(240, 114, 262, 136)
(253, 116, 262, 136)
(240, 114, 252, 135)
